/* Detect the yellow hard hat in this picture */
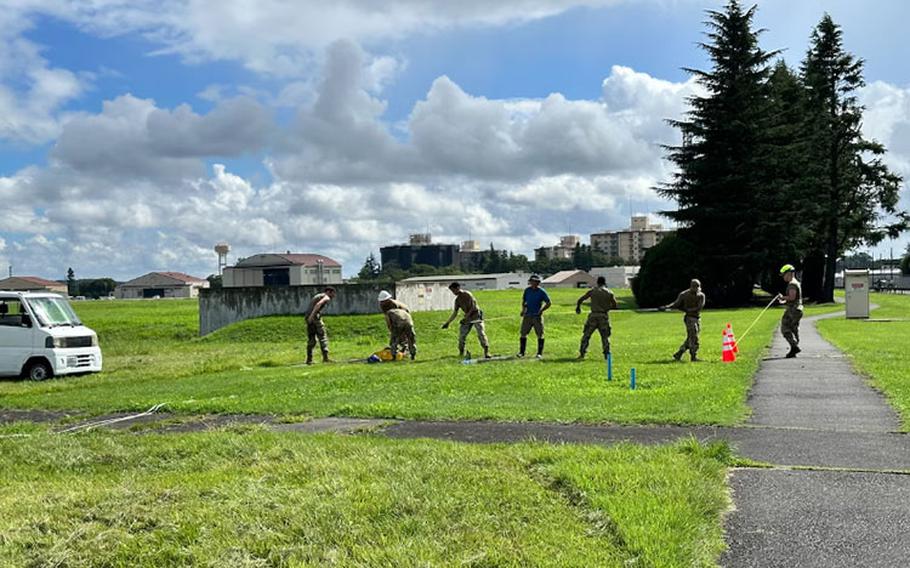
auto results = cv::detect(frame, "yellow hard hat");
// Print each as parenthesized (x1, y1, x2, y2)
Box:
(779, 264, 796, 275)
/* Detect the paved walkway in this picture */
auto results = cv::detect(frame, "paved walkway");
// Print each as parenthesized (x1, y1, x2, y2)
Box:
(720, 313, 907, 568)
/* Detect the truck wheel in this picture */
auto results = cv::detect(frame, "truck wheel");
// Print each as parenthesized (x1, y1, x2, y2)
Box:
(25, 360, 52, 381)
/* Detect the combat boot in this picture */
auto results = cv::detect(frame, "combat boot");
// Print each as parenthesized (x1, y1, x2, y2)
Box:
(785, 346, 800, 359)
(322, 350, 333, 363)
(306, 347, 314, 366)
(673, 350, 684, 361)
(690, 354, 701, 362)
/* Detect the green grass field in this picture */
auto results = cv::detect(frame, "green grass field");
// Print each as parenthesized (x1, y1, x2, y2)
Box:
(817, 292, 910, 429)
(0, 289, 839, 424)
(0, 424, 730, 567)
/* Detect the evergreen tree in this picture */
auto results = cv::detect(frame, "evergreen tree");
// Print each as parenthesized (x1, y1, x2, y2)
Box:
(755, 61, 820, 294)
(357, 252, 382, 280)
(801, 14, 907, 302)
(483, 243, 504, 273)
(658, 1, 777, 305)
(66, 267, 76, 296)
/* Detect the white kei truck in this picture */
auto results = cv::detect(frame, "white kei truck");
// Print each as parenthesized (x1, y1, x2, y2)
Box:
(0, 291, 102, 380)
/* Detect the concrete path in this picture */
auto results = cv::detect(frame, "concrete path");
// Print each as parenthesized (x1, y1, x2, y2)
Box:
(720, 313, 908, 568)
(745, 311, 900, 432)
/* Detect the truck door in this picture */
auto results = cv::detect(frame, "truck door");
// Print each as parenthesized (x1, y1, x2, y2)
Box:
(0, 298, 34, 376)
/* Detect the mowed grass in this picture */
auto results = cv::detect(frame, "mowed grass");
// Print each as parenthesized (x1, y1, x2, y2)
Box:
(817, 292, 910, 429)
(0, 425, 731, 567)
(0, 290, 839, 424)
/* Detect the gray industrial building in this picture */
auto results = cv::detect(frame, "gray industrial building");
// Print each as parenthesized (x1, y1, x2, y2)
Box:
(380, 234, 458, 270)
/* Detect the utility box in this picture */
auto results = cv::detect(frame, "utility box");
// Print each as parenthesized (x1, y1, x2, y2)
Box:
(844, 269, 870, 319)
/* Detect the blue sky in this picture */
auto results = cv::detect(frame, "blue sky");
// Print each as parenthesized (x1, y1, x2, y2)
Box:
(0, 0, 907, 279)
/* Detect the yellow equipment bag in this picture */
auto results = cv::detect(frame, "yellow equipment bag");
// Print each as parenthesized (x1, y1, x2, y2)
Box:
(373, 347, 404, 362)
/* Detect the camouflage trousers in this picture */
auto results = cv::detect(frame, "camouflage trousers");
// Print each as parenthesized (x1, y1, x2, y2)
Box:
(676, 315, 701, 357)
(781, 308, 803, 349)
(390, 323, 417, 358)
(307, 320, 329, 353)
(580, 313, 611, 358)
(459, 320, 489, 353)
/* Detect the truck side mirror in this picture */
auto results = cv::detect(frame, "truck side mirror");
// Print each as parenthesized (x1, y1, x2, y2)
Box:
(20, 314, 32, 328)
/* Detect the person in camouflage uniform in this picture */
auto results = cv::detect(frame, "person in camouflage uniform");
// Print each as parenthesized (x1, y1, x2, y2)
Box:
(378, 290, 417, 360)
(661, 278, 706, 362)
(778, 264, 803, 358)
(441, 282, 490, 359)
(575, 276, 618, 360)
(305, 287, 336, 365)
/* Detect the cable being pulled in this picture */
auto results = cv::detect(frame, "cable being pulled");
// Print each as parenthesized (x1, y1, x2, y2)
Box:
(735, 294, 782, 347)
(55, 403, 168, 434)
(0, 403, 167, 439)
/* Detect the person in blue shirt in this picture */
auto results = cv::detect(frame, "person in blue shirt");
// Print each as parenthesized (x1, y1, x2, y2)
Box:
(519, 274, 551, 359)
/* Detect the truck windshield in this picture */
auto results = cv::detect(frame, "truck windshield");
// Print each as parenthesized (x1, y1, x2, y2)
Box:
(26, 297, 82, 327)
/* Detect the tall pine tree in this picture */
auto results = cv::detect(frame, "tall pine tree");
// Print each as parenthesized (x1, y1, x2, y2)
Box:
(357, 252, 381, 280)
(659, 1, 777, 305)
(801, 14, 907, 302)
(754, 60, 818, 293)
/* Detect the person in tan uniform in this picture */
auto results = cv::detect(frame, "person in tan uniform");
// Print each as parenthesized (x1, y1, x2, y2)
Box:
(660, 278, 706, 362)
(575, 276, 618, 360)
(441, 282, 490, 359)
(778, 264, 803, 358)
(378, 290, 417, 360)
(305, 286, 336, 365)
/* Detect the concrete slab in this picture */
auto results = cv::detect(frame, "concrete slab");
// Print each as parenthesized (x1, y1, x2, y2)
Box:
(721, 468, 910, 568)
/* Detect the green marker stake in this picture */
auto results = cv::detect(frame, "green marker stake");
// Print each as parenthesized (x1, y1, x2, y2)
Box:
(630, 367, 636, 390)
(607, 353, 613, 381)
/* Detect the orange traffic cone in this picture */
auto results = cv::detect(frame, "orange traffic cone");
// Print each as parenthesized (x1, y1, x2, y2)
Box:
(726, 323, 739, 353)
(722, 326, 737, 363)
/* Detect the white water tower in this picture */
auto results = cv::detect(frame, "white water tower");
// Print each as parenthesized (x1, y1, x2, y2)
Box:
(215, 242, 231, 275)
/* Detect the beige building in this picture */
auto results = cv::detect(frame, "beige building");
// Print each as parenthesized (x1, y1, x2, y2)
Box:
(115, 272, 209, 299)
(541, 270, 596, 288)
(590, 216, 674, 264)
(534, 235, 581, 261)
(223, 253, 343, 288)
(0, 276, 67, 294)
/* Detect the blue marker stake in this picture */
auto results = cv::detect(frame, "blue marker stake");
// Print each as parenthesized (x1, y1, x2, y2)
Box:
(607, 353, 613, 381)
(630, 367, 637, 390)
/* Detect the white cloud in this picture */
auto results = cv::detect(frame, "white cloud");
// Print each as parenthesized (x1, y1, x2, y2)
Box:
(1, 58, 698, 279)
(49, 94, 269, 183)
(12, 0, 624, 76)
(0, 9, 86, 143)
(859, 81, 910, 239)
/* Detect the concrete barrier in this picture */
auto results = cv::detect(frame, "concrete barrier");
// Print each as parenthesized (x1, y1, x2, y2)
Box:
(199, 284, 392, 336)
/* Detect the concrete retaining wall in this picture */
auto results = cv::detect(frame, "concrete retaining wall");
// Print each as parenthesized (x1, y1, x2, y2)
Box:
(200, 284, 390, 336)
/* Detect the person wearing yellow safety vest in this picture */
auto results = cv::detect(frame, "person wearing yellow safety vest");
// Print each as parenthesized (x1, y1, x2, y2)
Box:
(778, 264, 803, 358)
